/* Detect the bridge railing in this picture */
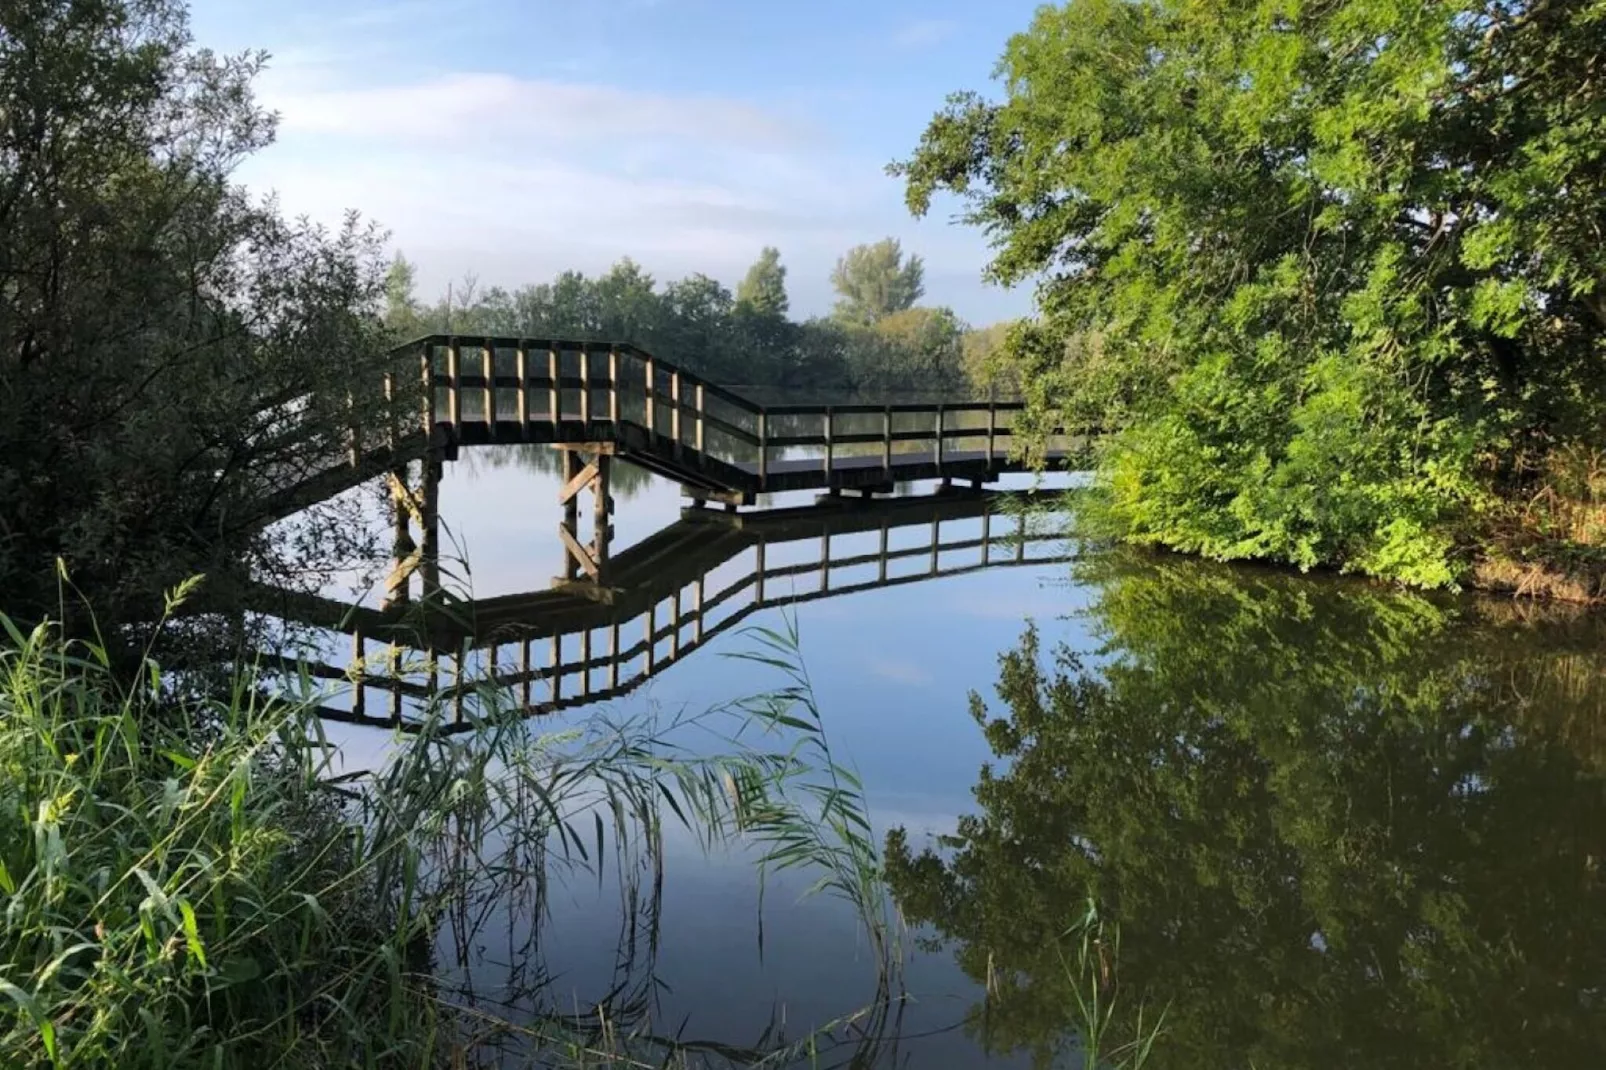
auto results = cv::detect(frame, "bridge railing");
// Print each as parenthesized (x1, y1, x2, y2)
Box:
(397, 334, 1067, 473)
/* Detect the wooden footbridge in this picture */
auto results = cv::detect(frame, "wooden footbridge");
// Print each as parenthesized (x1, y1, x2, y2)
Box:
(277, 334, 1078, 606)
(251, 488, 1071, 732)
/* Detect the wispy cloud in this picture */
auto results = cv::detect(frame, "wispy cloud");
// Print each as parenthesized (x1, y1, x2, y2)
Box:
(892, 18, 958, 49)
(868, 658, 933, 686)
(262, 72, 813, 149)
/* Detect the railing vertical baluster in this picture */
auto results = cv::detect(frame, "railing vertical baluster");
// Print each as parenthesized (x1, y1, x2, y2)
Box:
(350, 630, 365, 720)
(581, 628, 592, 699)
(935, 404, 945, 468)
(982, 505, 992, 565)
(610, 619, 621, 691)
(579, 348, 591, 426)
(820, 529, 829, 593)
(758, 409, 768, 483)
(646, 603, 657, 675)
(421, 348, 435, 436)
(694, 384, 705, 460)
(452, 641, 465, 728)
(482, 342, 494, 428)
(671, 371, 682, 455)
(346, 387, 359, 466)
(671, 590, 681, 658)
(548, 346, 560, 430)
(878, 520, 889, 583)
(755, 538, 767, 603)
(384, 372, 397, 451)
(521, 637, 532, 710)
(388, 640, 402, 726)
(447, 342, 461, 430)
(824, 406, 834, 478)
(883, 405, 892, 474)
(930, 516, 940, 574)
(515, 345, 529, 432)
(609, 348, 620, 424)
(694, 577, 705, 643)
(551, 634, 562, 705)
(1017, 511, 1027, 562)
(986, 384, 996, 466)
(645, 355, 656, 438)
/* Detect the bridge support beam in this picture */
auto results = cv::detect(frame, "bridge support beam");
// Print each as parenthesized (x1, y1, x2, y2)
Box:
(555, 444, 615, 585)
(382, 453, 442, 611)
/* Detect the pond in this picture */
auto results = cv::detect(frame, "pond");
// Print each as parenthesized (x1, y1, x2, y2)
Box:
(301, 446, 1606, 1069)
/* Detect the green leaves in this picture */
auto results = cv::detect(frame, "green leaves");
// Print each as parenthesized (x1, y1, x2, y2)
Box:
(899, 0, 1606, 586)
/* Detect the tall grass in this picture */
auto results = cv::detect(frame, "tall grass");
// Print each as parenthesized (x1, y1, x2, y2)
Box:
(0, 580, 905, 1068)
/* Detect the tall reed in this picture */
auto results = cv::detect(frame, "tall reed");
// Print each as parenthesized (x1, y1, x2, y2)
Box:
(0, 579, 904, 1069)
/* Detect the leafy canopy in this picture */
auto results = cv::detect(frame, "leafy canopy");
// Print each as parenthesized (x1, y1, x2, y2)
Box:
(896, 0, 1606, 585)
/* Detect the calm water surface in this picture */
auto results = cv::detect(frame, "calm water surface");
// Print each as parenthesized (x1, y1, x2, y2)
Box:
(315, 447, 1606, 1069)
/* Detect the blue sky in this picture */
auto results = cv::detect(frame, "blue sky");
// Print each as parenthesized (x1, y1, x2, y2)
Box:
(187, 0, 1043, 323)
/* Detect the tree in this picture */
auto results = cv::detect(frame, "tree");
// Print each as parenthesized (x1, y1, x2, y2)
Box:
(384, 253, 425, 338)
(894, 0, 1606, 587)
(885, 552, 1606, 1068)
(830, 238, 925, 326)
(0, 0, 391, 643)
(735, 246, 789, 319)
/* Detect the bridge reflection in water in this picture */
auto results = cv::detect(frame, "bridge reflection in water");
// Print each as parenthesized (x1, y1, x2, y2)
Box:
(254, 488, 1070, 732)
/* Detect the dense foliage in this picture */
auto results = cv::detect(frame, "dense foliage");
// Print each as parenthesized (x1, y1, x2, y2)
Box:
(385, 245, 986, 398)
(897, 0, 1606, 585)
(0, 0, 396, 635)
(884, 552, 1606, 1067)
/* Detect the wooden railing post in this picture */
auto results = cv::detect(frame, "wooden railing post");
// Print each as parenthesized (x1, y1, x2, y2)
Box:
(579, 348, 592, 425)
(986, 385, 997, 465)
(383, 371, 397, 451)
(420, 347, 435, 434)
(515, 345, 529, 431)
(883, 405, 892, 474)
(758, 409, 768, 482)
(350, 629, 365, 720)
(646, 603, 657, 674)
(345, 385, 361, 467)
(481, 342, 494, 426)
(755, 538, 767, 602)
(551, 634, 562, 704)
(935, 403, 945, 467)
(645, 355, 656, 438)
(446, 341, 461, 431)
(609, 619, 621, 691)
(548, 346, 560, 427)
(695, 384, 706, 461)
(670, 370, 682, 456)
(608, 348, 620, 424)
(824, 406, 834, 477)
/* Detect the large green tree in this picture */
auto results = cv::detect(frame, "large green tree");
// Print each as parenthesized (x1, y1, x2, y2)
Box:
(886, 553, 1606, 1068)
(896, 0, 1606, 586)
(0, 0, 392, 638)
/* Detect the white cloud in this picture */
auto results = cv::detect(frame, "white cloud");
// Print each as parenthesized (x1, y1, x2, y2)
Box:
(892, 18, 959, 49)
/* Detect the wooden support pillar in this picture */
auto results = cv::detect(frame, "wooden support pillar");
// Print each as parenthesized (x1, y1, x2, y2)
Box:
(555, 445, 615, 585)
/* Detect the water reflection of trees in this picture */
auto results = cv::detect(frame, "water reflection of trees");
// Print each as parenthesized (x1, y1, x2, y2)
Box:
(459, 444, 655, 499)
(885, 551, 1606, 1069)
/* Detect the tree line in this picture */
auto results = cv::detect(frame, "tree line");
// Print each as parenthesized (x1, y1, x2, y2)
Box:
(383, 240, 1010, 396)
